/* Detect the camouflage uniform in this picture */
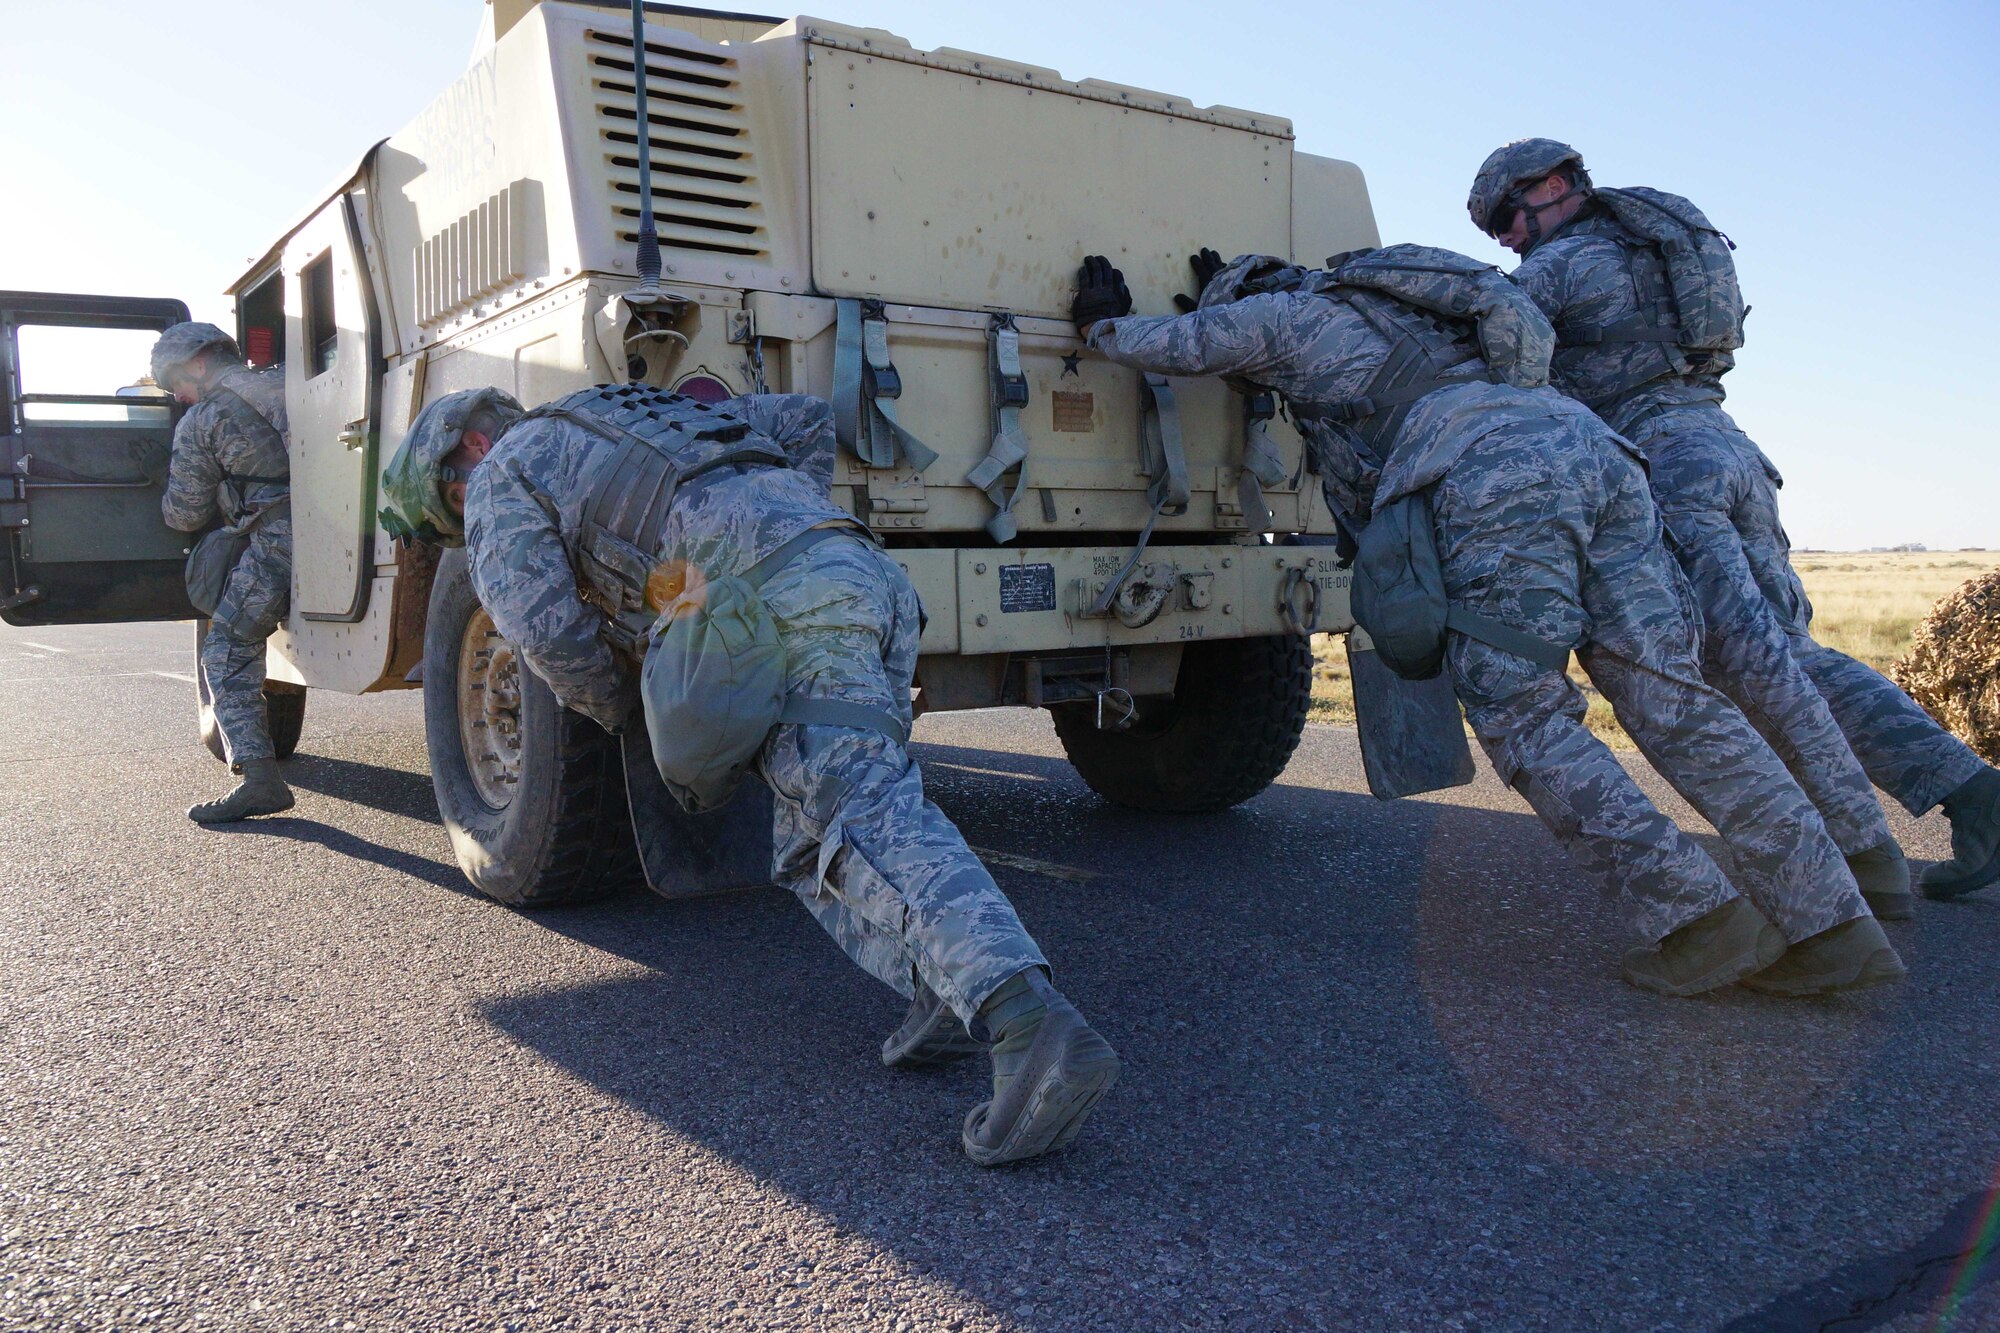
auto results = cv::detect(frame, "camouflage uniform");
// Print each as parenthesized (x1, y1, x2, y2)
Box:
(463, 392, 1048, 1023)
(1088, 291, 1868, 946)
(1513, 207, 1985, 818)
(160, 363, 292, 766)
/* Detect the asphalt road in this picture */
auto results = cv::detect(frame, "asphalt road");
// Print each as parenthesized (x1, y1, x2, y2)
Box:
(2, 620, 1996, 1333)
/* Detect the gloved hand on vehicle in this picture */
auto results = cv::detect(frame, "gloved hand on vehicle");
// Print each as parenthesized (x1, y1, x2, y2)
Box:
(1173, 246, 1228, 313)
(1072, 255, 1133, 333)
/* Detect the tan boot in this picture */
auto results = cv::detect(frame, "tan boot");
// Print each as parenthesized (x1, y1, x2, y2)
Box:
(1621, 896, 1787, 997)
(1847, 839, 1914, 920)
(962, 970, 1119, 1167)
(188, 758, 295, 824)
(1741, 917, 1907, 997)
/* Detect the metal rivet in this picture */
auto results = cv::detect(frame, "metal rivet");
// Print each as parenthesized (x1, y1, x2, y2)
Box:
(1221, 558, 1233, 569)
(976, 614, 989, 627)
(1223, 604, 1234, 615)
(974, 563, 987, 575)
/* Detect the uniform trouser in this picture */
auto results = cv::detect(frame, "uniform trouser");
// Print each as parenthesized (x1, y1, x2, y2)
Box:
(755, 536, 1048, 1025)
(1635, 406, 1984, 816)
(1635, 411, 1895, 852)
(200, 528, 291, 767)
(1432, 417, 1869, 947)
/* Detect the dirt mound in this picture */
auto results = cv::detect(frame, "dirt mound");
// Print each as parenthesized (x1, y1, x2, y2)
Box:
(1893, 568, 2000, 763)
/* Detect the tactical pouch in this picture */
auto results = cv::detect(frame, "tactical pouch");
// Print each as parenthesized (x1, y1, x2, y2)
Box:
(642, 524, 908, 813)
(185, 525, 252, 619)
(1350, 491, 1570, 682)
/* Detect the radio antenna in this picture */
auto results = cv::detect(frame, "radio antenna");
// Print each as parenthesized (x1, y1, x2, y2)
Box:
(629, 0, 662, 291)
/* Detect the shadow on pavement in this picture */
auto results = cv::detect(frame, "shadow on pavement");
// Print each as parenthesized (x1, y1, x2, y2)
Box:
(472, 737, 1988, 1329)
(283, 753, 442, 823)
(212, 815, 480, 898)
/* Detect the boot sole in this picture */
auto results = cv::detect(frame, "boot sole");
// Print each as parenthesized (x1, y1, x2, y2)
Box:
(188, 794, 296, 825)
(961, 1032, 1120, 1167)
(1621, 924, 1788, 998)
(1740, 948, 1908, 998)
(1919, 846, 2000, 901)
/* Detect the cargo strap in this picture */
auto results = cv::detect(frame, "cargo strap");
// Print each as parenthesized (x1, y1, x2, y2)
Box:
(1090, 374, 1190, 617)
(1236, 391, 1288, 536)
(965, 314, 1032, 543)
(833, 298, 939, 473)
(746, 524, 910, 747)
(1444, 606, 1571, 673)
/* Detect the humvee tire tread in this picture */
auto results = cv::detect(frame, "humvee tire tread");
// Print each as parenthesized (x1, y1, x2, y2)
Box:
(1052, 633, 1311, 813)
(424, 550, 638, 908)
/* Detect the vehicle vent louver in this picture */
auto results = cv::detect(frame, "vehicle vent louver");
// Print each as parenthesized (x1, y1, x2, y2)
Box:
(413, 181, 546, 329)
(586, 28, 768, 262)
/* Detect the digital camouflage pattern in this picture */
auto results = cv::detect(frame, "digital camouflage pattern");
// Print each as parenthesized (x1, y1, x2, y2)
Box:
(1466, 138, 1586, 236)
(149, 322, 241, 388)
(160, 362, 291, 766)
(1088, 289, 1869, 945)
(462, 389, 1046, 1020)
(1511, 205, 1986, 817)
(383, 387, 525, 546)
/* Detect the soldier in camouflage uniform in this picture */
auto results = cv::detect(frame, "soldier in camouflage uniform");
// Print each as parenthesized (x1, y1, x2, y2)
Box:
(377, 384, 1118, 1167)
(1469, 139, 2000, 907)
(151, 322, 295, 824)
(1073, 248, 1901, 995)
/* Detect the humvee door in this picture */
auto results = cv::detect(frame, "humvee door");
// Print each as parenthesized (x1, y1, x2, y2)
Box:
(0, 292, 196, 626)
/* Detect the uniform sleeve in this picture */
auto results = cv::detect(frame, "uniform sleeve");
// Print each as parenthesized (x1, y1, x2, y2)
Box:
(1508, 246, 1572, 324)
(1085, 295, 1297, 379)
(733, 393, 836, 494)
(464, 456, 636, 734)
(160, 410, 221, 532)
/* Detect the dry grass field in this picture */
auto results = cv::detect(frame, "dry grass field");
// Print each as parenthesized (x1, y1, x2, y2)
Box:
(1309, 549, 2000, 746)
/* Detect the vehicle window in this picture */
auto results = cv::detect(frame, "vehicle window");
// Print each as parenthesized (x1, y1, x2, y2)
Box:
(12, 324, 172, 424)
(302, 252, 337, 377)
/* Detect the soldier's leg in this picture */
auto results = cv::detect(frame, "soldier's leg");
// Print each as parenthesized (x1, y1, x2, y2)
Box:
(1729, 461, 1987, 816)
(757, 539, 1047, 1024)
(1647, 427, 1893, 856)
(758, 539, 1116, 1163)
(1433, 423, 1741, 948)
(1574, 439, 1871, 946)
(188, 534, 293, 824)
(200, 621, 274, 764)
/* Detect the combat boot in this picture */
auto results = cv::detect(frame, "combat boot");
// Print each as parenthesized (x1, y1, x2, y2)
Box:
(1741, 916, 1906, 997)
(881, 980, 984, 1069)
(1846, 839, 1914, 920)
(961, 969, 1119, 1167)
(1920, 767, 2000, 900)
(1620, 896, 1787, 997)
(188, 758, 295, 824)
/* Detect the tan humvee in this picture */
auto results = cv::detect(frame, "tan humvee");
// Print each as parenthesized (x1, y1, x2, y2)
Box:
(2, 1, 1382, 902)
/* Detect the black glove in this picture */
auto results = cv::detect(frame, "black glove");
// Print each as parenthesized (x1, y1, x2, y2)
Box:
(1072, 255, 1133, 331)
(1173, 247, 1228, 313)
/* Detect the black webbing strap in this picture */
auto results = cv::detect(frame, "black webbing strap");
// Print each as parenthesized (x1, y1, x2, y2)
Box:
(1444, 606, 1571, 673)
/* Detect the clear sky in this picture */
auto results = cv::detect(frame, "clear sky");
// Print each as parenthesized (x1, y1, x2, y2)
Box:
(2, 0, 1993, 549)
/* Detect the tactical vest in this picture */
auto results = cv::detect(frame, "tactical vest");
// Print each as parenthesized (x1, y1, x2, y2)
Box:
(1303, 289, 1491, 456)
(527, 382, 794, 653)
(1549, 190, 1746, 405)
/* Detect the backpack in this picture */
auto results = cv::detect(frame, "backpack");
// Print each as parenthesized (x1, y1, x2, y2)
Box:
(1349, 491, 1571, 682)
(1324, 245, 1555, 390)
(183, 384, 289, 627)
(1570, 187, 1746, 354)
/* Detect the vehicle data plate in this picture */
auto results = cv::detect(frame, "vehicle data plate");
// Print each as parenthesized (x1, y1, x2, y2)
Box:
(999, 563, 1057, 613)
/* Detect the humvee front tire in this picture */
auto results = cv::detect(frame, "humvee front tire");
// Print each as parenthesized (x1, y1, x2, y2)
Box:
(1051, 634, 1311, 813)
(423, 550, 636, 907)
(195, 623, 307, 762)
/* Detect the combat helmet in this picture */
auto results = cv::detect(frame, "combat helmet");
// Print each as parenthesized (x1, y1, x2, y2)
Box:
(149, 322, 242, 390)
(1467, 139, 1589, 242)
(378, 387, 525, 546)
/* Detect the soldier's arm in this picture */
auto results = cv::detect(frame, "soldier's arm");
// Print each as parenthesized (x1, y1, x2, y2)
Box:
(1507, 246, 1573, 324)
(160, 411, 221, 532)
(464, 459, 636, 734)
(1084, 295, 1294, 379)
(732, 393, 836, 493)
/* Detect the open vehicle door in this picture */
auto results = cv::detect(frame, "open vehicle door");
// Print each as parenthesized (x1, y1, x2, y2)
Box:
(0, 292, 196, 625)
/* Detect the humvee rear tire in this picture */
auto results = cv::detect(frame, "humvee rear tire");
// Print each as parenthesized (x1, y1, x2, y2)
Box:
(1051, 633, 1312, 813)
(423, 550, 637, 908)
(195, 623, 306, 762)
